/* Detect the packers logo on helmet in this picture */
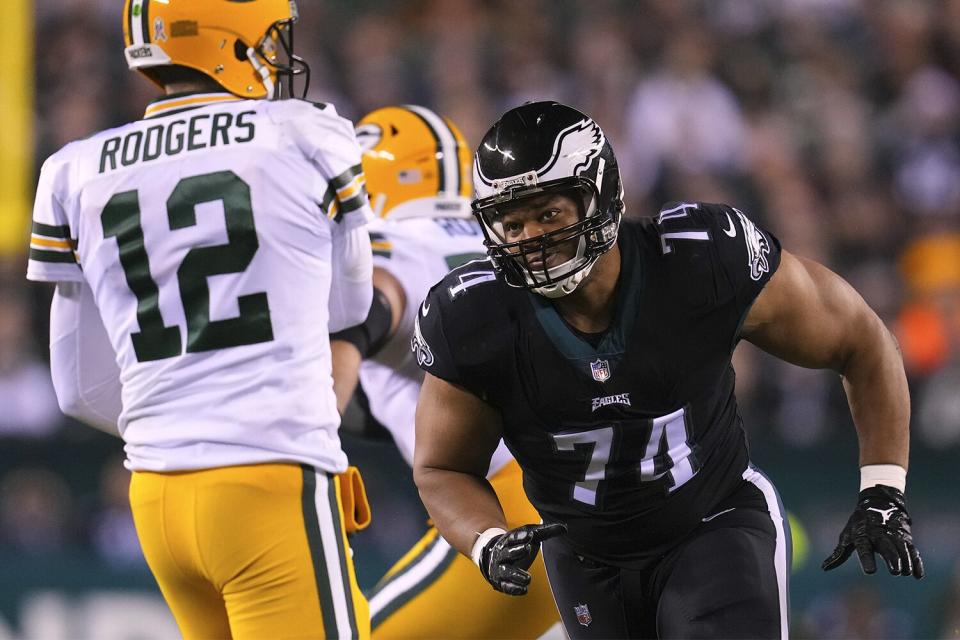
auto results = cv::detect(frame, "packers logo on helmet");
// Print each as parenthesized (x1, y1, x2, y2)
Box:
(356, 105, 473, 220)
(122, 0, 309, 99)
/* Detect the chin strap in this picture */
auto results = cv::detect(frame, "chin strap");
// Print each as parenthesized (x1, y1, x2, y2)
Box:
(246, 46, 276, 99)
(526, 235, 590, 299)
(533, 256, 597, 298)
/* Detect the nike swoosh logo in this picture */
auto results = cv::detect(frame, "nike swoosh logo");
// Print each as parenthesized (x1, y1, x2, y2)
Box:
(722, 212, 737, 238)
(867, 506, 896, 524)
(421, 300, 430, 317)
(702, 507, 736, 522)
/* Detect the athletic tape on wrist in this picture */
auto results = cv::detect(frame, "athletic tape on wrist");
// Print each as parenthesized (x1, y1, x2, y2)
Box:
(471, 527, 507, 568)
(860, 464, 906, 493)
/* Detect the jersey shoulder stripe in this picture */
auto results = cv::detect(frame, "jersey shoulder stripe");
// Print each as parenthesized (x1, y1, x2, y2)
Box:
(323, 164, 368, 222)
(32, 221, 71, 238)
(29, 247, 79, 264)
(30, 222, 79, 264)
(369, 231, 393, 259)
(265, 99, 373, 225)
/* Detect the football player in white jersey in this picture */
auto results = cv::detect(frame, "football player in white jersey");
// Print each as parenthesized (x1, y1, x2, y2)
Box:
(330, 106, 560, 639)
(27, 2, 374, 638)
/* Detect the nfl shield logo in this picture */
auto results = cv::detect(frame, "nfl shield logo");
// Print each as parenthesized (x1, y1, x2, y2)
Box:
(574, 603, 592, 627)
(590, 359, 610, 382)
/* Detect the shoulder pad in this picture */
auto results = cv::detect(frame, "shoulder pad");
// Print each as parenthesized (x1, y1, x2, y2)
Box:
(266, 98, 343, 125)
(652, 200, 781, 306)
(413, 259, 512, 385)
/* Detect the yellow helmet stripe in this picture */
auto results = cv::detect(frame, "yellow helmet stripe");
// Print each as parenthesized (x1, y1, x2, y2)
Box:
(403, 105, 462, 197)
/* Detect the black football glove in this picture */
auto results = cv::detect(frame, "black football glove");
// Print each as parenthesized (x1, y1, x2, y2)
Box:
(822, 485, 924, 579)
(479, 522, 566, 596)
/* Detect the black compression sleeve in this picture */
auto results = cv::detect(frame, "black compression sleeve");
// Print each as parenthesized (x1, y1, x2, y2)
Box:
(330, 287, 394, 358)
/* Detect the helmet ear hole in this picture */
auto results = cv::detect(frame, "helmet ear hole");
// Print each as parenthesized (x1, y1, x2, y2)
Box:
(234, 40, 249, 61)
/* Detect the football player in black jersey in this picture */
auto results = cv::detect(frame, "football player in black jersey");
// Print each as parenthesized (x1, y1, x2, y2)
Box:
(411, 101, 923, 639)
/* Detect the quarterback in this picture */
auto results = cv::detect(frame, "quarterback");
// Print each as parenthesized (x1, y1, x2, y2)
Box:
(28, 1, 373, 638)
(330, 105, 560, 638)
(412, 102, 923, 638)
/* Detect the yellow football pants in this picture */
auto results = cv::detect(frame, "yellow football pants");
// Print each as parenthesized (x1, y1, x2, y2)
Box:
(368, 461, 560, 639)
(130, 463, 369, 640)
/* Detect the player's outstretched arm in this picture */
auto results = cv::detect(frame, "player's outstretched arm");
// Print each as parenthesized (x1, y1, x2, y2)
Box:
(741, 249, 922, 579)
(413, 372, 508, 556)
(413, 374, 562, 594)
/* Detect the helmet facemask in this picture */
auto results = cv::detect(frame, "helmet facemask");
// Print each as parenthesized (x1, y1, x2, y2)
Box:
(474, 177, 619, 298)
(246, 15, 310, 99)
(472, 102, 625, 298)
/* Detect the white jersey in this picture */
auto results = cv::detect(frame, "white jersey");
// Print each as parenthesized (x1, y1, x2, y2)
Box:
(28, 93, 372, 473)
(359, 216, 514, 475)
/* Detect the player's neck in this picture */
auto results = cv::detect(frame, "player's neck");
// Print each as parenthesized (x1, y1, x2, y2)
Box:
(552, 244, 621, 334)
(163, 78, 228, 96)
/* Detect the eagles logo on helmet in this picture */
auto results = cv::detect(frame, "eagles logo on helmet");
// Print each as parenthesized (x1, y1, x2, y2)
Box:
(472, 101, 625, 298)
(356, 105, 473, 220)
(122, 0, 310, 99)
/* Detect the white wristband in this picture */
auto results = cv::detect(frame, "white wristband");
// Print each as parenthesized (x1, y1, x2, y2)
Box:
(471, 527, 507, 568)
(860, 464, 906, 493)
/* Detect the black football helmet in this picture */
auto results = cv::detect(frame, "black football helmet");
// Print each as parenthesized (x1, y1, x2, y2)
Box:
(472, 101, 624, 298)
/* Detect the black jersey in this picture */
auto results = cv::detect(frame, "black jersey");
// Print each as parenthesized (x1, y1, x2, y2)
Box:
(413, 202, 782, 567)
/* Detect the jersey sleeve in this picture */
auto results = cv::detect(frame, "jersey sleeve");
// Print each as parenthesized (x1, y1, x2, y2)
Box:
(282, 101, 373, 231)
(411, 283, 464, 385)
(694, 202, 781, 313)
(26, 155, 82, 283)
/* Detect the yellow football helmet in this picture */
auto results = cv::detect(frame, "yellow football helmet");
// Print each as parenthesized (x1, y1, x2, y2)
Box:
(356, 106, 473, 219)
(122, 0, 309, 99)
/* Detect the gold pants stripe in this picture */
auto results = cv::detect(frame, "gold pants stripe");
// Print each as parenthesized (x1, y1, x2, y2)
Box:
(369, 529, 458, 627)
(368, 461, 560, 639)
(301, 466, 361, 638)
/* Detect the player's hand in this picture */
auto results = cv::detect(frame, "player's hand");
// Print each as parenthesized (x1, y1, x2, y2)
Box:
(479, 522, 566, 595)
(822, 485, 924, 579)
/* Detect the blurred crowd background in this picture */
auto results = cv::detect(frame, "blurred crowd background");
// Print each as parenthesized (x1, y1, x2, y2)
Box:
(1, 0, 960, 637)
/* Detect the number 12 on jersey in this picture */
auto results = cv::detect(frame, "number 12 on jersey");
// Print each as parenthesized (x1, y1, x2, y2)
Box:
(102, 170, 274, 362)
(551, 407, 699, 507)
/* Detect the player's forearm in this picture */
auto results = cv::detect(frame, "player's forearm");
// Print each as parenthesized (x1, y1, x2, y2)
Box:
(839, 316, 910, 470)
(50, 282, 123, 435)
(414, 465, 508, 557)
(330, 340, 362, 415)
(329, 226, 373, 332)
